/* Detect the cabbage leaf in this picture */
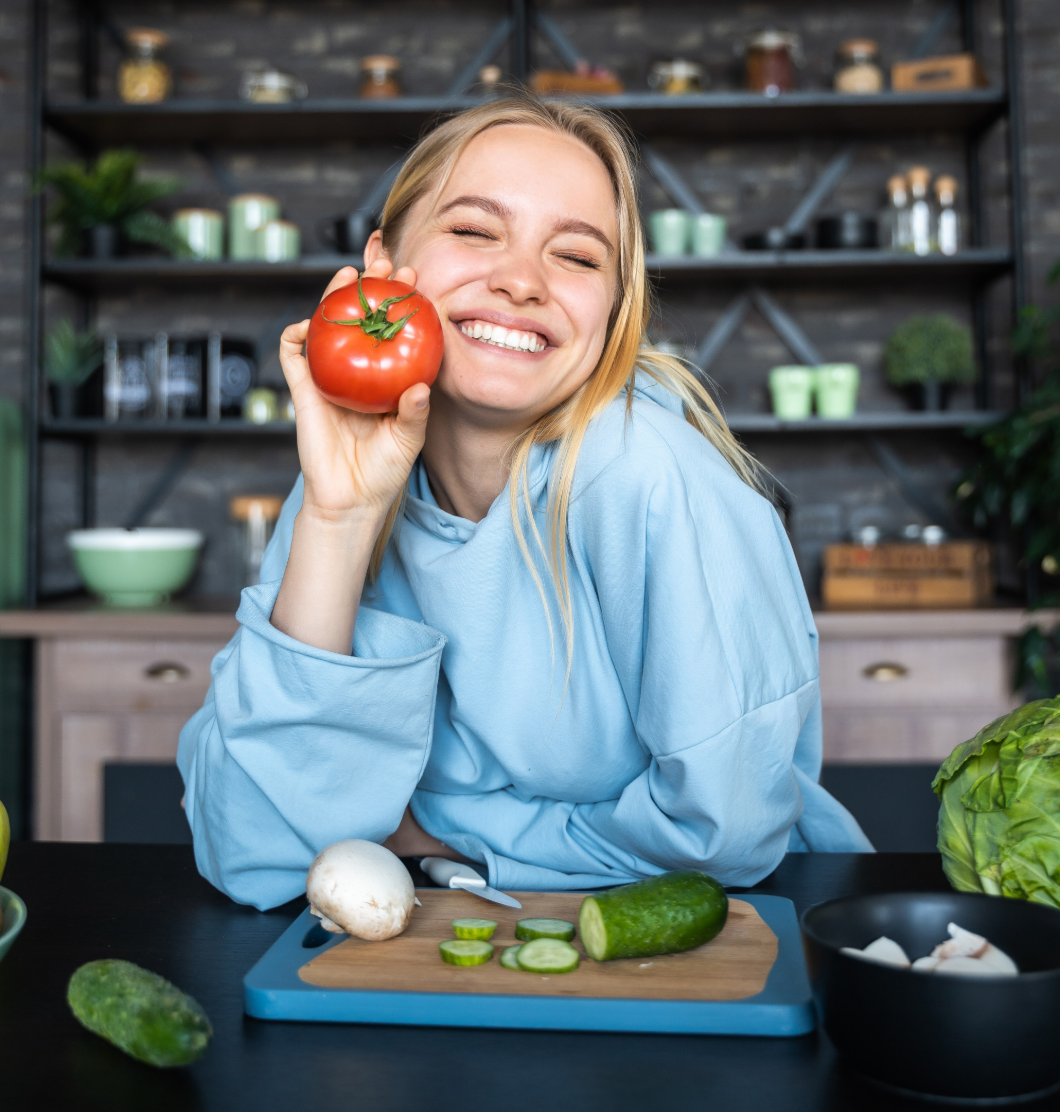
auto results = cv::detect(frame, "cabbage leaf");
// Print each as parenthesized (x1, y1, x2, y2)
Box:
(933, 696, 1060, 909)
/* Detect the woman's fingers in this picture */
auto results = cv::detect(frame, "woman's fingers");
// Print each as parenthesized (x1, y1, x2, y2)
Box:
(319, 266, 360, 301)
(392, 264, 418, 288)
(389, 383, 431, 460)
(278, 319, 313, 391)
(362, 257, 394, 280)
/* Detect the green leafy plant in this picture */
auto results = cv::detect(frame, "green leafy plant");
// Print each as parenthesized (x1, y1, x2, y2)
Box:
(934, 697, 1060, 908)
(44, 320, 102, 386)
(954, 261, 1060, 693)
(37, 149, 189, 257)
(884, 313, 976, 386)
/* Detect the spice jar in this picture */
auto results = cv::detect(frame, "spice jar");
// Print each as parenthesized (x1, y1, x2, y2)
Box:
(230, 496, 284, 587)
(647, 59, 705, 95)
(119, 28, 172, 104)
(359, 55, 402, 99)
(834, 39, 884, 94)
(744, 31, 802, 96)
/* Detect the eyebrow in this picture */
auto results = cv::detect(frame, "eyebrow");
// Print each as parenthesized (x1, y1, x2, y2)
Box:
(438, 195, 614, 255)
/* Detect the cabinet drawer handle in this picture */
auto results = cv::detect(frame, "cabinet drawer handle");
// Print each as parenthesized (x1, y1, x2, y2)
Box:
(144, 662, 190, 683)
(863, 662, 909, 683)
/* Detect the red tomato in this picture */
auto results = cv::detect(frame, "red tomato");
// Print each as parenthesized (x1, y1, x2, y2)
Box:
(306, 277, 444, 413)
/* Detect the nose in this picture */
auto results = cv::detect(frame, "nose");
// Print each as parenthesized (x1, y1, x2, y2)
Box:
(487, 245, 548, 306)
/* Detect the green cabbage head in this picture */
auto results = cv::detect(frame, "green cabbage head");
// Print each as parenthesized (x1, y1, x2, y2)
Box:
(934, 696, 1060, 909)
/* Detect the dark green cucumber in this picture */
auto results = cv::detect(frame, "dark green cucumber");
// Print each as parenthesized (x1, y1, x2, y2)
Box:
(67, 960, 212, 1068)
(578, 870, 728, 962)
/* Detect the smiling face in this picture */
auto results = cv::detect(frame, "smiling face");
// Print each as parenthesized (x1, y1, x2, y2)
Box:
(377, 124, 620, 429)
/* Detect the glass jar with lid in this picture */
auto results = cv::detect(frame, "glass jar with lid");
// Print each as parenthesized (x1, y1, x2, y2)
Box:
(744, 31, 802, 96)
(834, 39, 884, 94)
(647, 59, 706, 95)
(359, 55, 402, 99)
(119, 28, 171, 104)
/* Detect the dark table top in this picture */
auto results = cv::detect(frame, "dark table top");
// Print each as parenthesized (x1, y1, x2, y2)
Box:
(3, 845, 1057, 1112)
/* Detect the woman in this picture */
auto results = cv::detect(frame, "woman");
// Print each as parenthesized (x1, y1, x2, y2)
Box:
(178, 95, 870, 911)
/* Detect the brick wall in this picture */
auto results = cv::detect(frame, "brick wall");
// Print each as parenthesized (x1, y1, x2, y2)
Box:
(2, 0, 1057, 597)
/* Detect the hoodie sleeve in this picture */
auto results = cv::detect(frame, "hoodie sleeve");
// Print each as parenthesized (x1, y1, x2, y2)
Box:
(177, 478, 446, 910)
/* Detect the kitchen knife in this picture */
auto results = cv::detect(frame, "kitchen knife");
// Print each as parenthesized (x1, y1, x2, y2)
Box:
(420, 857, 522, 909)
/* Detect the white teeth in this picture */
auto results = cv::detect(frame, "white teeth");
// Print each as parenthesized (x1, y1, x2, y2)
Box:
(461, 320, 546, 352)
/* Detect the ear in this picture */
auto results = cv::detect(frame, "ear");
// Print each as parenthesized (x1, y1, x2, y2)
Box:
(363, 229, 387, 267)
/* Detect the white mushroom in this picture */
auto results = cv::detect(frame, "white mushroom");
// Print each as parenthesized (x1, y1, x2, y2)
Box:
(935, 956, 1004, 976)
(305, 839, 416, 941)
(840, 936, 911, 968)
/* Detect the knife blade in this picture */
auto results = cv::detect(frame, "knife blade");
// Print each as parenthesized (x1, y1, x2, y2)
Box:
(420, 857, 522, 909)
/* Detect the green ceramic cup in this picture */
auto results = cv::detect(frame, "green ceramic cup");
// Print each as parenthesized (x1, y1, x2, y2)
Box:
(0, 887, 27, 963)
(649, 209, 691, 256)
(229, 194, 280, 260)
(257, 219, 301, 262)
(67, 528, 204, 607)
(815, 363, 860, 419)
(769, 365, 815, 420)
(690, 213, 727, 257)
(172, 208, 224, 260)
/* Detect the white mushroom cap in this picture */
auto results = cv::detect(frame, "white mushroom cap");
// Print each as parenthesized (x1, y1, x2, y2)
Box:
(306, 839, 415, 941)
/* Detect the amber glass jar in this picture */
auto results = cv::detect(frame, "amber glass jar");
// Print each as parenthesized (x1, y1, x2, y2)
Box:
(119, 28, 171, 104)
(744, 30, 801, 95)
(359, 55, 402, 99)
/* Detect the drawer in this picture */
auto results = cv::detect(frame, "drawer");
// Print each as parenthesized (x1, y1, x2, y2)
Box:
(50, 638, 224, 712)
(819, 636, 1013, 709)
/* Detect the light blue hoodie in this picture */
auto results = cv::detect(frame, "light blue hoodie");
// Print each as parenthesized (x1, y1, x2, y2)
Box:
(178, 379, 871, 910)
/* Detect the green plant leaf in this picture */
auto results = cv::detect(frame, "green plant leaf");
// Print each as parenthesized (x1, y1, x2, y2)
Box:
(44, 320, 102, 386)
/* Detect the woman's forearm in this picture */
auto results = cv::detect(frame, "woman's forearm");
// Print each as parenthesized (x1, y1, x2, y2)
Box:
(271, 507, 385, 654)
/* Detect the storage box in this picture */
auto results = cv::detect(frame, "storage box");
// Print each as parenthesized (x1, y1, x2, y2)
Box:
(821, 541, 993, 610)
(891, 54, 988, 92)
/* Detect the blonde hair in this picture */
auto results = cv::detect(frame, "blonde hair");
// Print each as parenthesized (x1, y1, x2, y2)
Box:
(371, 93, 763, 662)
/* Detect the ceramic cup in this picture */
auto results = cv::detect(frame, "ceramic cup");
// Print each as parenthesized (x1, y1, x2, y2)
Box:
(815, 363, 860, 419)
(649, 209, 691, 256)
(691, 213, 727, 257)
(257, 219, 301, 262)
(172, 208, 224, 260)
(769, 365, 815, 420)
(228, 194, 279, 260)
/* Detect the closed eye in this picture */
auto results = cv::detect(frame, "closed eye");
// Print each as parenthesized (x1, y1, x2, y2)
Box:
(557, 253, 601, 270)
(449, 223, 497, 240)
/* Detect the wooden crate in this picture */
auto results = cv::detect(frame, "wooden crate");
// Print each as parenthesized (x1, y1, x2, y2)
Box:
(891, 53, 988, 92)
(821, 541, 993, 610)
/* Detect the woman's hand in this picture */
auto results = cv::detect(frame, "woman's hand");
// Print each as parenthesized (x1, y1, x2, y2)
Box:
(271, 258, 433, 654)
(279, 258, 431, 525)
(383, 806, 473, 863)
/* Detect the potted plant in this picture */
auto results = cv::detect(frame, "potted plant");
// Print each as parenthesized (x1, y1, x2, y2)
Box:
(44, 321, 102, 419)
(955, 261, 1060, 694)
(884, 314, 976, 410)
(36, 149, 189, 258)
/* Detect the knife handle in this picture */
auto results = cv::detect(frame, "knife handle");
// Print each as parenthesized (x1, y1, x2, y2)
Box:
(420, 857, 485, 889)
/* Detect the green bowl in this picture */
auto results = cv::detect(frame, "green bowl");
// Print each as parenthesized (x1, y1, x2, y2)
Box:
(67, 528, 204, 607)
(0, 887, 26, 962)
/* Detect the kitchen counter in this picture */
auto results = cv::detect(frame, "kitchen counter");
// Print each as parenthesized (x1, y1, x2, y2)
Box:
(0, 595, 239, 639)
(8, 845, 1053, 1111)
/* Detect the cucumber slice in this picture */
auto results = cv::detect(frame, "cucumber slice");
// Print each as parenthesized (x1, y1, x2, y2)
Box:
(439, 940, 494, 966)
(579, 870, 728, 962)
(451, 918, 497, 940)
(514, 917, 576, 942)
(516, 938, 580, 974)
(500, 945, 524, 970)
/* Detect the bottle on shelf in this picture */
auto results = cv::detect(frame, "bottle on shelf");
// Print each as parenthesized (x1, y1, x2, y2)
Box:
(881, 174, 912, 251)
(906, 166, 935, 256)
(118, 28, 171, 104)
(935, 175, 962, 256)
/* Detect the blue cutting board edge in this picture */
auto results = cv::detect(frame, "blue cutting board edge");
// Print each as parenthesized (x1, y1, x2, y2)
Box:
(243, 892, 815, 1037)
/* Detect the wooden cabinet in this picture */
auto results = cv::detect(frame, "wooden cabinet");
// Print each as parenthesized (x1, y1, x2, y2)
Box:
(0, 604, 1051, 839)
(815, 610, 1041, 764)
(0, 605, 237, 842)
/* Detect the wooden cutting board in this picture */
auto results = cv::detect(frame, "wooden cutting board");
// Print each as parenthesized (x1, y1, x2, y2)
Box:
(299, 889, 777, 1002)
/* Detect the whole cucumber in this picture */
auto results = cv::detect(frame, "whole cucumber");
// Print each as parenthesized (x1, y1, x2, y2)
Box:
(579, 870, 728, 962)
(68, 959, 212, 1068)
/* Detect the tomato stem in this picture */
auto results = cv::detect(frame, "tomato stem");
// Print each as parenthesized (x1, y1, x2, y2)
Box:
(321, 275, 419, 345)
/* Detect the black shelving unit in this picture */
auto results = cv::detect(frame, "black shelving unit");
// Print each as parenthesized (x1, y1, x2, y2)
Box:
(24, 0, 1028, 605)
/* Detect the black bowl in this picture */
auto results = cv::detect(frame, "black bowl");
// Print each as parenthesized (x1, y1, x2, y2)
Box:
(801, 892, 1060, 1103)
